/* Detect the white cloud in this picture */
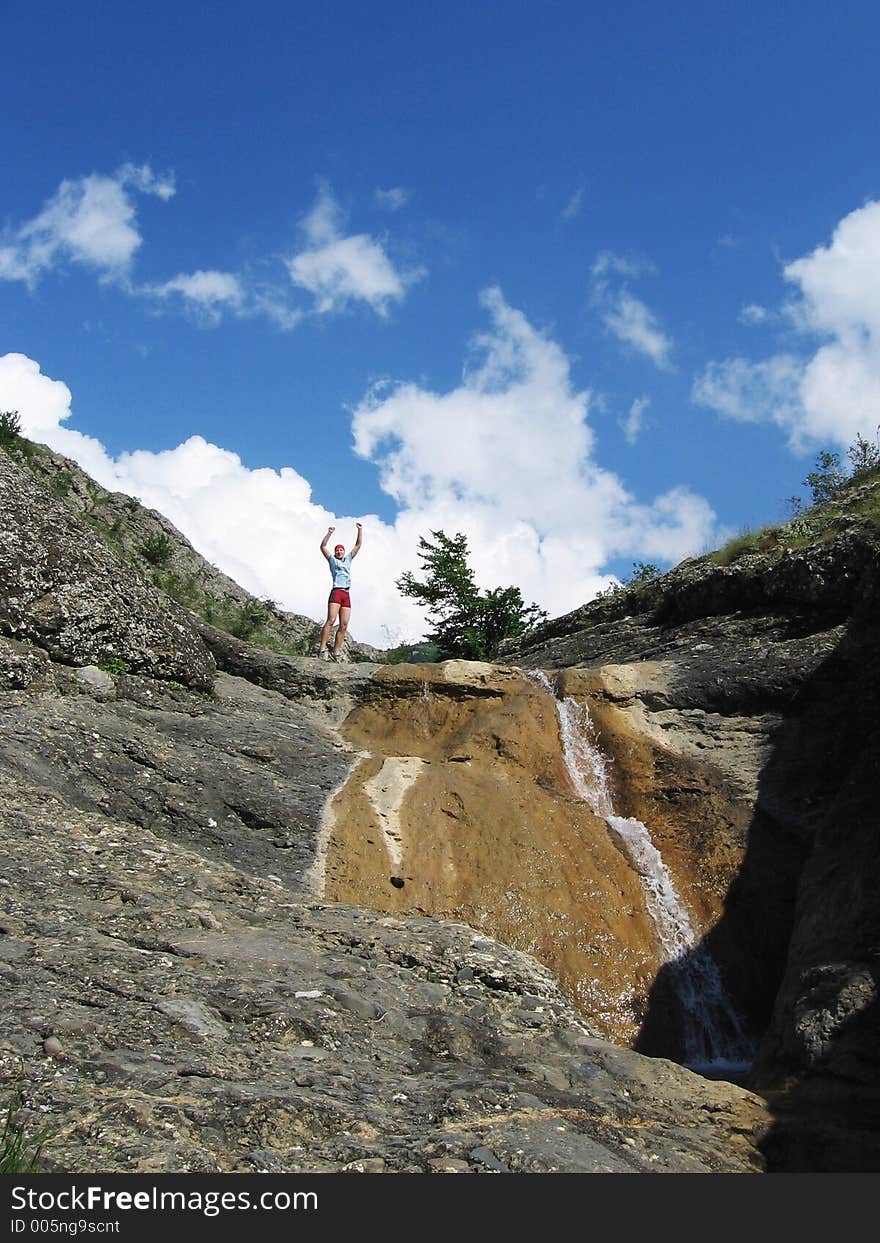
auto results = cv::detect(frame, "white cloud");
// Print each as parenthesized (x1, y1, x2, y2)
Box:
(152, 270, 243, 306)
(288, 186, 424, 316)
(375, 186, 410, 211)
(146, 269, 245, 323)
(1, 169, 415, 331)
(785, 202, 880, 338)
(0, 165, 174, 286)
(353, 288, 595, 523)
(1, 306, 719, 645)
(622, 395, 650, 444)
(602, 292, 673, 370)
(142, 270, 306, 332)
(0, 353, 74, 438)
(118, 163, 176, 201)
(591, 253, 673, 370)
(695, 199, 880, 450)
(352, 289, 714, 615)
(0, 163, 299, 332)
(692, 355, 803, 425)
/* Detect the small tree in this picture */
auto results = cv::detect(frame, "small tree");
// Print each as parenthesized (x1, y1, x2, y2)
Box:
(625, 561, 661, 585)
(396, 530, 547, 660)
(0, 410, 22, 448)
(803, 450, 847, 505)
(847, 428, 880, 477)
(476, 585, 547, 659)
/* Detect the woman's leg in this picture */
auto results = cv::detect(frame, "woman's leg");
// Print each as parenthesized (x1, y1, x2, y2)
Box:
(319, 601, 341, 652)
(333, 605, 352, 656)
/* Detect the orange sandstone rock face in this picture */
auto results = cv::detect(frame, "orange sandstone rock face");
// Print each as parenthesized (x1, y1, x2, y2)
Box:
(319, 661, 751, 1047)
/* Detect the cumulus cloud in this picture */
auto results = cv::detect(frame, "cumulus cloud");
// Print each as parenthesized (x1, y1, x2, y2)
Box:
(694, 199, 880, 450)
(1, 300, 718, 645)
(288, 185, 425, 316)
(591, 252, 673, 370)
(352, 288, 715, 616)
(0, 164, 174, 286)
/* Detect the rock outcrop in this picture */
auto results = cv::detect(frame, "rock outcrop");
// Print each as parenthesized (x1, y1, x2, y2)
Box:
(0, 439, 773, 1173)
(0, 449, 214, 689)
(500, 469, 880, 1168)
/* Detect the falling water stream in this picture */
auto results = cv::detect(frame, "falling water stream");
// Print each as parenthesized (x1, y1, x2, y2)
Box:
(529, 669, 753, 1073)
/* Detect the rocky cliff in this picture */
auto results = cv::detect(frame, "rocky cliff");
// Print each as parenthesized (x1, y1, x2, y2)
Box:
(2, 436, 878, 1172)
(500, 468, 880, 1169)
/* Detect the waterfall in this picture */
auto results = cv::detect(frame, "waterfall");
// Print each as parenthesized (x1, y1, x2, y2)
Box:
(529, 669, 753, 1071)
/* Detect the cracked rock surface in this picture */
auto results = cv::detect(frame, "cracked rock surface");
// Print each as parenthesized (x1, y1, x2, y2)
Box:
(0, 757, 769, 1173)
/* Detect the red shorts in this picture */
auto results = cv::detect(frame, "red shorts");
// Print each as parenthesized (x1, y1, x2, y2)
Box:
(329, 588, 351, 608)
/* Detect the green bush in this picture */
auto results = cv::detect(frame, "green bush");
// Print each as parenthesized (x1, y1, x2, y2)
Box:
(803, 450, 847, 506)
(139, 532, 174, 567)
(156, 572, 203, 610)
(711, 527, 778, 566)
(848, 429, 880, 477)
(98, 657, 129, 675)
(625, 561, 661, 585)
(50, 473, 73, 498)
(0, 410, 22, 448)
(593, 580, 624, 602)
(229, 599, 271, 640)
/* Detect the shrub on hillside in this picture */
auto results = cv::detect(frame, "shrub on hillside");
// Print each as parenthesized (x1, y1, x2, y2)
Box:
(229, 599, 271, 640)
(139, 532, 174, 567)
(0, 410, 22, 449)
(847, 428, 880, 477)
(803, 450, 847, 506)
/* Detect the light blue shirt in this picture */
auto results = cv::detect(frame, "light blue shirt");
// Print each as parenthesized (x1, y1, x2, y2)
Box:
(328, 552, 352, 589)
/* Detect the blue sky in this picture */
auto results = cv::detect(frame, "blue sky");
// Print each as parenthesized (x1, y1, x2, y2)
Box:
(3, 1, 880, 645)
